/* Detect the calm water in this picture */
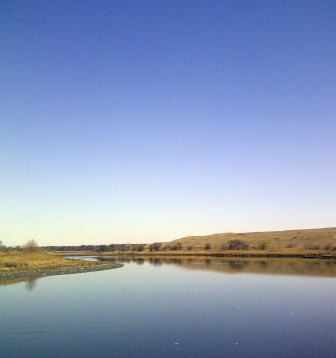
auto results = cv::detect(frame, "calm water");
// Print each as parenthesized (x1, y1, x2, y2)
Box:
(1, 257, 336, 357)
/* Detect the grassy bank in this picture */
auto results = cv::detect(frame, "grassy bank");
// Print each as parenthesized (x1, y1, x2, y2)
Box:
(0, 251, 122, 281)
(0, 251, 93, 270)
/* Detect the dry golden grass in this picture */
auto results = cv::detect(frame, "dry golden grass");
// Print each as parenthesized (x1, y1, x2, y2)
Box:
(0, 251, 97, 271)
(166, 227, 336, 254)
(94, 227, 336, 257)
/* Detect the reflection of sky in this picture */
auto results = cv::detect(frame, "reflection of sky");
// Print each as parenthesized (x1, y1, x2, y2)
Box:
(1, 262, 336, 357)
(1, 1, 336, 246)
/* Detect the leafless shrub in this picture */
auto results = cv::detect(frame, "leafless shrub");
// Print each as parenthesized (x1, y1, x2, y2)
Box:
(171, 243, 183, 250)
(22, 239, 39, 252)
(136, 244, 145, 252)
(228, 240, 249, 250)
(324, 243, 333, 251)
(148, 243, 162, 252)
(220, 243, 229, 250)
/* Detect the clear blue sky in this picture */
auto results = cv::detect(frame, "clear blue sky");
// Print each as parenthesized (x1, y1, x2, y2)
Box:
(1, 1, 335, 246)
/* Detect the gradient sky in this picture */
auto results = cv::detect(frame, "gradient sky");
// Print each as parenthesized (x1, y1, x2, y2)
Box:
(1, 1, 335, 246)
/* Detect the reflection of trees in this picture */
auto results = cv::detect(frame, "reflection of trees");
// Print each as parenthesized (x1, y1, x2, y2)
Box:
(257, 261, 269, 269)
(228, 261, 248, 271)
(97, 257, 118, 263)
(121, 258, 132, 263)
(133, 258, 145, 265)
(149, 258, 162, 266)
(25, 278, 37, 291)
(84, 255, 336, 277)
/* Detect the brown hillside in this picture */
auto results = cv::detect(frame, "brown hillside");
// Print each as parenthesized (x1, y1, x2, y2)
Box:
(169, 227, 336, 251)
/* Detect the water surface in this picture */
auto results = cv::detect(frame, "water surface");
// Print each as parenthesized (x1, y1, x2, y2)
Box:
(1, 257, 336, 357)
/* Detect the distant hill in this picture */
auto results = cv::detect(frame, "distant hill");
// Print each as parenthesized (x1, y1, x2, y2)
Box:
(168, 227, 336, 251)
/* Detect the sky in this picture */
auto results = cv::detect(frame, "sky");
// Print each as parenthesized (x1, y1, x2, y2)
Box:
(1, 1, 335, 246)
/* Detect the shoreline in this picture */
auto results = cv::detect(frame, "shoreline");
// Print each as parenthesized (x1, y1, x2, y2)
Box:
(0, 261, 123, 282)
(96, 251, 336, 260)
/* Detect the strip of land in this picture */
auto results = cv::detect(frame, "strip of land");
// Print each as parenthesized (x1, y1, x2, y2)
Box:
(0, 251, 122, 282)
(51, 227, 336, 259)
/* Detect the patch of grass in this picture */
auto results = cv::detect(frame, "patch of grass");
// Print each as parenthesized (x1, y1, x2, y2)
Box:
(0, 251, 101, 272)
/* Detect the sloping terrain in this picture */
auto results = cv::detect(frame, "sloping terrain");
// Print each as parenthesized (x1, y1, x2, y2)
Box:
(169, 227, 336, 251)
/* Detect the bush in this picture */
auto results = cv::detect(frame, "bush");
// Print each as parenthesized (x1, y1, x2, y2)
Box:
(221, 243, 229, 250)
(4, 261, 18, 268)
(136, 244, 145, 252)
(186, 246, 193, 250)
(97, 245, 108, 252)
(304, 244, 320, 250)
(228, 240, 249, 250)
(204, 243, 211, 250)
(257, 241, 271, 250)
(148, 243, 162, 252)
(22, 239, 39, 252)
(324, 243, 333, 251)
(171, 243, 183, 250)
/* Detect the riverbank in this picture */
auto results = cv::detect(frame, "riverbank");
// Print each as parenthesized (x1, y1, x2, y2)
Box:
(0, 251, 122, 282)
(93, 250, 336, 260)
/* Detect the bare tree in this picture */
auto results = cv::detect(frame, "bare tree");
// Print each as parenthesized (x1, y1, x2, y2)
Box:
(23, 239, 39, 252)
(228, 240, 249, 250)
(148, 243, 162, 252)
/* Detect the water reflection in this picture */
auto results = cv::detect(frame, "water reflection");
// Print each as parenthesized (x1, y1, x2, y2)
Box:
(111, 256, 336, 277)
(1, 256, 336, 289)
(25, 278, 37, 291)
(0, 277, 39, 290)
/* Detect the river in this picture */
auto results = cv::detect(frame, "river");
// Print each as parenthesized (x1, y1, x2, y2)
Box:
(1, 257, 336, 357)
